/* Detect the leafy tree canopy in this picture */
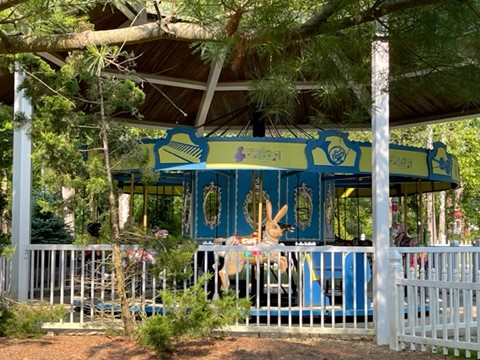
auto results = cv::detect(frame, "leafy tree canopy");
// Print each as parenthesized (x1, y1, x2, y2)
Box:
(0, 1, 478, 128)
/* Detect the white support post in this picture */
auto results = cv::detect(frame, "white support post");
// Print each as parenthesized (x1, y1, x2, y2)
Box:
(11, 68, 32, 301)
(389, 249, 403, 350)
(372, 31, 390, 345)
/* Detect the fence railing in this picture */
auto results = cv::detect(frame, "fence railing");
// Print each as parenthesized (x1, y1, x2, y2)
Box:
(23, 243, 375, 335)
(4, 242, 480, 354)
(392, 246, 480, 357)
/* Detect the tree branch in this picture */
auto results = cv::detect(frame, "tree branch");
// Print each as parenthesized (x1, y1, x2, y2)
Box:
(0, 0, 454, 55)
(290, 0, 451, 40)
(0, 0, 23, 12)
(0, 21, 217, 54)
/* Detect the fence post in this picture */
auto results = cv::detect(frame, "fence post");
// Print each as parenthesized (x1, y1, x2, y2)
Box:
(389, 248, 403, 350)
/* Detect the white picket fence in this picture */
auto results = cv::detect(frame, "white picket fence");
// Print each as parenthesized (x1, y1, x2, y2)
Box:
(1, 243, 479, 356)
(392, 246, 480, 358)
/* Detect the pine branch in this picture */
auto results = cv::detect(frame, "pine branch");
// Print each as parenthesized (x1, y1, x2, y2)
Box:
(290, 0, 452, 40)
(0, 0, 461, 55)
(0, 0, 22, 12)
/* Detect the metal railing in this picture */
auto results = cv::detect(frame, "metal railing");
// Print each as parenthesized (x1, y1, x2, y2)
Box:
(23, 243, 375, 335)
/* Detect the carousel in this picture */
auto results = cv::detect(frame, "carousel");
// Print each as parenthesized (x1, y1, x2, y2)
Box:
(114, 126, 459, 244)
(109, 126, 460, 316)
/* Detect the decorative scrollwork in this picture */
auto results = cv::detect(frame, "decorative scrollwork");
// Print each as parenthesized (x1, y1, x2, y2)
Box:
(324, 181, 335, 238)
(182, 182, 192, 233)
(203, 181, 221, 229)
(294, 182, 313, 230)
(243, 177, 269, 228)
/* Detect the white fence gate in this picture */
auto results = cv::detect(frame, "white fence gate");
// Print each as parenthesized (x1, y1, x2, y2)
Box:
(391, 247, 480, 358)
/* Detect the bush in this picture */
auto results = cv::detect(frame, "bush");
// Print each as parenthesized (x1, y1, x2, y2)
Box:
(31, 191, 73, 245)
(0, 297, 66, 338)
(0, 233, 11, 256)
(136, 275, 251, 353)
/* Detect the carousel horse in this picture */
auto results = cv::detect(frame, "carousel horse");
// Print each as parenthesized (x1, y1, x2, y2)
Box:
(213, 200, 290, 290)
(392, 222, 427, 268)
(125, 228, 169, 264)
(334, 235, 373, 247)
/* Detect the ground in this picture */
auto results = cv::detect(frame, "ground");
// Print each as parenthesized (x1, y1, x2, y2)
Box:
(0, 334, 449, 360)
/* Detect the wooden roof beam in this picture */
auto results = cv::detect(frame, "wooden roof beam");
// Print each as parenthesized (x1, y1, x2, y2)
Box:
(195, 59, 224, 135)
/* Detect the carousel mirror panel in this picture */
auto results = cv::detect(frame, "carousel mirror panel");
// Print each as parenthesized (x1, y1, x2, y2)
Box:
(243, 177, 269, 229)
(294, 182, 313, 230)
(203, 181, 221, 229)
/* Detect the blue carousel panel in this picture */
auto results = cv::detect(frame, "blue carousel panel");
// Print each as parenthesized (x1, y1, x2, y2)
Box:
(235, 170, 281, 236)
(285, 172, 321, 242)
(428, 142, 455, 181)
(194, 171, 228, 240)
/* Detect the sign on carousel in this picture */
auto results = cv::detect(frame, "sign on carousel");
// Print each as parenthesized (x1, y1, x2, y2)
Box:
(130, 127, 459, 192)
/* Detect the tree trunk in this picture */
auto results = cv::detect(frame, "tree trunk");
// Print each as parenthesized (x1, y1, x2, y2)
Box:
(425, 126, 436, 244)
(438, 191, 446, 244)
(98, 79, 136, 336)
(61, 187, 75, 232)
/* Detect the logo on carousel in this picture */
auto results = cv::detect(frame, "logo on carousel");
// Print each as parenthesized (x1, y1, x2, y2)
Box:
(328, 145, 347, 165)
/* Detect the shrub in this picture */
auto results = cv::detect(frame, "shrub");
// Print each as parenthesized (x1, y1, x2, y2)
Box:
(0, 297, 66, 338)
(136, 275, 251, 353)
(31, 191, 73, 245)
(0, 233, 11, 256)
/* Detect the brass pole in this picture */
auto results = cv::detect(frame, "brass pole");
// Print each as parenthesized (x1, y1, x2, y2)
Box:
(251, 170, 256, 227)
(257, 202, 263, 243)
(143, 182, 148, 230)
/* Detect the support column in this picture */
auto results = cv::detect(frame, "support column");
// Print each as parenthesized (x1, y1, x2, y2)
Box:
(11, 68, 32, 301)
(371, 31, 390, 345)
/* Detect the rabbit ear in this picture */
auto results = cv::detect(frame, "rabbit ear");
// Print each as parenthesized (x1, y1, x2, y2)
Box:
(265, 200, 273, 221)
(274, 204, 288, 222)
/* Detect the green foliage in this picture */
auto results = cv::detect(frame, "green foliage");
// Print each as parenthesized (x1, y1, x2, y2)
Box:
(150, 234, 198, 287)
(132, 194, 183, 236)
(441, 119, 480, 228)
(0, 243, 14, 258)
(0, 0, 107, 44)
(446, 347, 478, 359)
(31, 191, 73, 244)
(0, 297, 66, 338)
(136, 275, 251, 353)
(14, 49, 149, 227)
(0, 104, 13, 172)
(335, 197, 372, 240)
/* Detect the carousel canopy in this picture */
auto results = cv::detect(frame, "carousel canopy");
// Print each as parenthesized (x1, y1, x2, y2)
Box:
(113, 127, 460, 197)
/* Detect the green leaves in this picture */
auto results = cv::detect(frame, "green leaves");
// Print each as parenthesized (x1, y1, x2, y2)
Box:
(137, 274, 251, 353)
